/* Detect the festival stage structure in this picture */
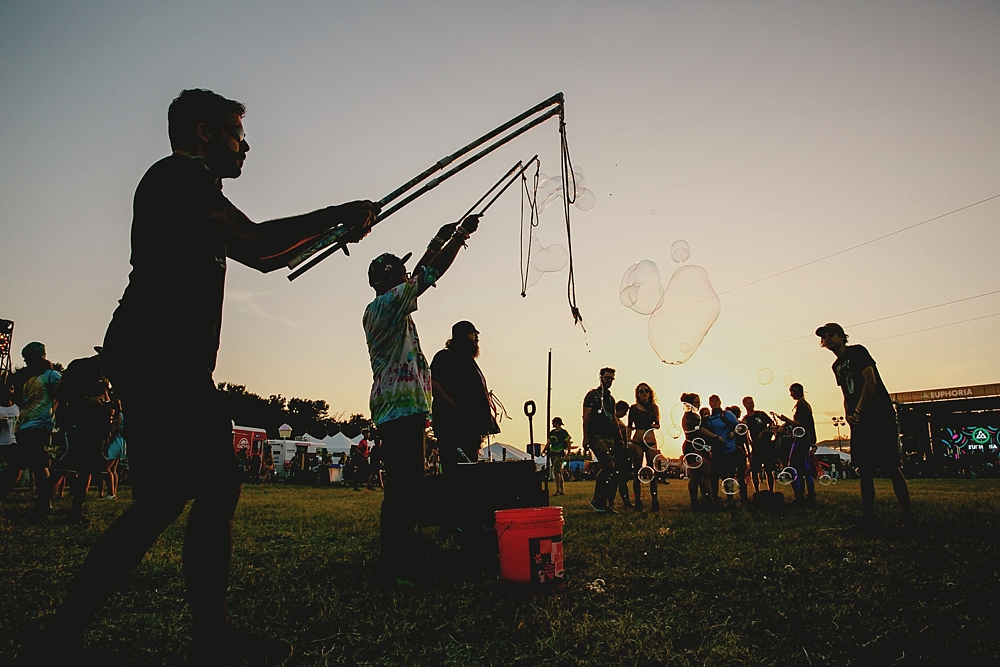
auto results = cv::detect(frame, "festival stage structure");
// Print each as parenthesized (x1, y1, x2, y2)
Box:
(893, 383, 1000, 475)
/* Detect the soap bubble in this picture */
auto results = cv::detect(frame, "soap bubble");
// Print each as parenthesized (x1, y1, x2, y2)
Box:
(647, 265, 721, 365)
(691, 437, 708, 452)
(722, 478, 740, 496)
(650, 209, 657, 215)
(670, 240, 691, 263)
(783, 375, 794, 386)
(573, 188, 596, 211)
(757, 368, 774, 385)
(638, 465, 655, 484)
(735, 423, 748, 436)
(642, 428, 665, 451)
(523, 234, 568, 290)
(777, 467, 797, 485)
(679, 342, 691, 353)
(619, 260, 664, 315)
(819, 474, 834, 486)
(792, 426, 806, 439)
(683, 452, 703, 469)
(652, 454, 670, 473)
(665, 423, 682, 439)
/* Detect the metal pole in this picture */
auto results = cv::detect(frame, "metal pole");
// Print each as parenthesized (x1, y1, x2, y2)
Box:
(286, 95, 564, 278)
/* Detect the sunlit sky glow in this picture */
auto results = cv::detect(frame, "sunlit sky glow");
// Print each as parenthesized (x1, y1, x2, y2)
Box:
(2, 1, 998, 448)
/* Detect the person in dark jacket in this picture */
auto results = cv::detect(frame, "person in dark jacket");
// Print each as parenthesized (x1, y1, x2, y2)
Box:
(430, 321, 499, 475)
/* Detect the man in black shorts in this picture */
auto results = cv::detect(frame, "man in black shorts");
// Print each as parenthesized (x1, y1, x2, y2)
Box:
(742, 396, 775, 492)
(42, 89, 378, 666)
(817, 323, 913, 529)
(582, 368, 621, 513)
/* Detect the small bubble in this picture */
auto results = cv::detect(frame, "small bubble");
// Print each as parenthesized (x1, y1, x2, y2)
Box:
(650, 209, 657, 215)
(783, 375, 794, 386)
(669, 240, 691, 263)
(757, 368, 774, 385)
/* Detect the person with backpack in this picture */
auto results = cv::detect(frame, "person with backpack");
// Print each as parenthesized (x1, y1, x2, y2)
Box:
(1, 342, 60, 518)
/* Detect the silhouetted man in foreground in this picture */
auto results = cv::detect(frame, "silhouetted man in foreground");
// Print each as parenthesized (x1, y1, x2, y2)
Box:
(817, 323, 912, 531)
(42, 89, 377, 667)
(582, 367, 620, 513)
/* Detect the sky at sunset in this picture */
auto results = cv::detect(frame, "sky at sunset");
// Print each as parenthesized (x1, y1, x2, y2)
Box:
(2, 1, 998, 449)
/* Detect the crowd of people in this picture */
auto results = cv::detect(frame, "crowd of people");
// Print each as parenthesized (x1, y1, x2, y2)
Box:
(1, 343, 126, 525)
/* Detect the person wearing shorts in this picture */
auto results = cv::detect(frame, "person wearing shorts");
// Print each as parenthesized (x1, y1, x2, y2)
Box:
(743, 396, 776, 493)
(545, 417, 571, 496)
(627, 383, 661, 512)
(817, 323, 912, 530)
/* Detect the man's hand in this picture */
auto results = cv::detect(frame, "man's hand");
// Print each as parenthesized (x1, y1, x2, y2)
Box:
(846, 413, 860, 426)
(459, 214, 482, 235)
(435, 222, 460, 240)
(337, 200, 381, 244)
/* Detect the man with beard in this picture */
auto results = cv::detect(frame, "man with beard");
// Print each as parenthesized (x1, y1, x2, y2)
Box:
(582, 367, 621, 513)
(41, 88, 377, 667)
(431, 321, 499, 476)
(364, 216, 481, 582)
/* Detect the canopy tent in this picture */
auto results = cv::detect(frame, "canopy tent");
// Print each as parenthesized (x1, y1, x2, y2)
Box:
(815, 445, 851, 461)
(484, 442, 547, 470)
(351, 434, 364, 444)
(322, 432, 356, 454)
(300, 433, 326, 444)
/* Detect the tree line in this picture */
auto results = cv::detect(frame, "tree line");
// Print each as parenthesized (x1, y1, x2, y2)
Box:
(217, 382, 372, 440)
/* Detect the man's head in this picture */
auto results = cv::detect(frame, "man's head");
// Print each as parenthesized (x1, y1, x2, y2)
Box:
(446, 321, 480, 358)
(368, 252, 412, 294)
(599, 367, 616, 389)
(708, 394, 722, 410)
(816, 322, 848, 354)
(168, 89, 249, 179)
(742, 396, 756, 412)
(789, 382, 804, 400)
(615, 400, 629, 418)
(728, 405, 742, 418)
(21, 341, 46, 363)
(680, 392, 700, 408)
(552, 417, 563, 428)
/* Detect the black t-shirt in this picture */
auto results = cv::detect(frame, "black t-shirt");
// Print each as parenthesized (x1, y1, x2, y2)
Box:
(627, 404, 659, 434)
(430, 348, 498, 437)
(104, 154, 231, 376)
(744, 411, 773, 446)
(792, 398, 817, 447)
(833, 345, 893, 415)
(583, 386, 618, 440)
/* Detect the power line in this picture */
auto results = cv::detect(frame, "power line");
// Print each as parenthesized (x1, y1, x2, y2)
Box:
(546, 311, 1000, 411)
(542, 192, 1000, 352)
(547, 288, 1000, 389)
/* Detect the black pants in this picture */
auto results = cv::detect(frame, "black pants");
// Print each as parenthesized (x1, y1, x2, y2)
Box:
(0, 428, 51, 510)
(50, 371, 242, 641)
(378, 413, 428, 571)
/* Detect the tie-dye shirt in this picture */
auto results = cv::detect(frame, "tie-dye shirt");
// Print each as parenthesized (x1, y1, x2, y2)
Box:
(364, 268, 438, 426)
(15, 368, 61, 432)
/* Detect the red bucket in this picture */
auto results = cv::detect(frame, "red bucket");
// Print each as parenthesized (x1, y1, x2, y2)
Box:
(494, 506, 564, 584)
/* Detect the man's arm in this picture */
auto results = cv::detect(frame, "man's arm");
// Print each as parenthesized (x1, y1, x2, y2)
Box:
(411, 215, 481, 296)
(848, 366, 878, 424)
(217, 200, 378, 273)
(431, 380, 455, 409)
(582, 407, 591, 450)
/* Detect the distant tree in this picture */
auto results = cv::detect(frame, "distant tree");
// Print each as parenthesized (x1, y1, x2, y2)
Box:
(216, 382, 369, 440)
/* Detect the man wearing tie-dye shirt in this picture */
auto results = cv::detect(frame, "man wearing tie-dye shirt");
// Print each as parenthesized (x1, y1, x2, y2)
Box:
(363, 214, 480, 582)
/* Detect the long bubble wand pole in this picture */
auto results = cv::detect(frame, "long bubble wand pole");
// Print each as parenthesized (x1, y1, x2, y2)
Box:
(287, 94, 564, 281)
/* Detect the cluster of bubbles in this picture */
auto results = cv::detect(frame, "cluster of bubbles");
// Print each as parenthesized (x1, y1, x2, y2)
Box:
(619, 243, 721, 365)
(521, 167, 596, 292)
(819, 474, 836, 486)
(757, 366, 795, 386)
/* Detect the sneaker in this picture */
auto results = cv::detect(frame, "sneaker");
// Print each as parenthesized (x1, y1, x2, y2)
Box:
(589, 500, 606, 513)
(188, 632, 293, 667)
(605, 504, 618, 515)
(103, 495, 117, 501)
(649, 500, 660, 512)
(634, 499, 644, 512)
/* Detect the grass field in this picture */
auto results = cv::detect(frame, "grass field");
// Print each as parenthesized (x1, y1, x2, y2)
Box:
(2, 477, 1000, 666)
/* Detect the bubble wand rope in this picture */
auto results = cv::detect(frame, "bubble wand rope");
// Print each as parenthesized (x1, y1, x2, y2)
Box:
(287, 94, 564, 281)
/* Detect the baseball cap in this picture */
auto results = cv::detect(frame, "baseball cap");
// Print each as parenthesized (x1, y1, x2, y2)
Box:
(451, 320, 479, 338)
(21, 342, 45, 359)
(815, 322, 846, 338)
(368, 252, 412, 289)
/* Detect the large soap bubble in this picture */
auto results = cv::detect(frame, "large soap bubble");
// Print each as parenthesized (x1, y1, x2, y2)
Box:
(670, 240, 691, 263)
(619, 260, 664, 315)
(535, 168, 594, 213)
(647, 265, 721, 365)
(523, 233, 568, 290)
